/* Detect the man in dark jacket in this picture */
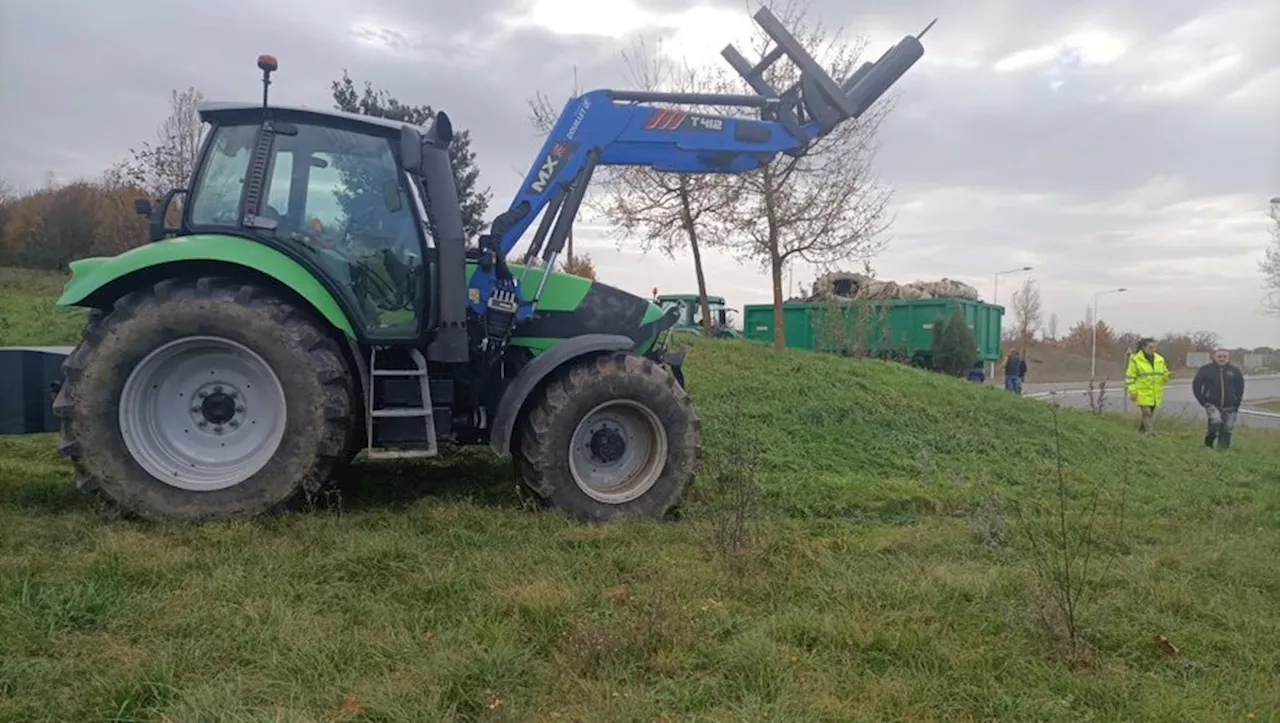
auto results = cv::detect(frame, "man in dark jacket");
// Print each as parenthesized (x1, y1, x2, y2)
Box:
(1192, 349, 1246, 449)
(1004, 350, 1028, 394)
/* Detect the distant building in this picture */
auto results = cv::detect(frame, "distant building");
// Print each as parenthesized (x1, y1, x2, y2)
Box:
(1185, 351, 1210, 368)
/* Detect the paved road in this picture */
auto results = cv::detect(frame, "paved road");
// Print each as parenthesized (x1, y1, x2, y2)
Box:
(1023, 374, 1280, 429)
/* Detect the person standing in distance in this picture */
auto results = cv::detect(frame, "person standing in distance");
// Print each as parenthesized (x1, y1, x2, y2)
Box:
(1125, 338, 1171, 433)
(1004, 349, 1028, 394)
(1192, 349, 1245, 449)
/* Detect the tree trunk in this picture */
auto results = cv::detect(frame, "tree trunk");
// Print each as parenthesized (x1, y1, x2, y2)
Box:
(770, 246, 785, 351)
(762, 168, 785, 352)
(677, 176, 713, 337)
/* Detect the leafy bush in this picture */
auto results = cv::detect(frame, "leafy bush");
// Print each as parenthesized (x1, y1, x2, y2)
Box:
(930, 305, 978, 377)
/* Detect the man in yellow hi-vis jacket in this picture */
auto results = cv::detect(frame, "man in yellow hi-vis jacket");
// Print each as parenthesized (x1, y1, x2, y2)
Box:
(1125, 338, 1171, 433)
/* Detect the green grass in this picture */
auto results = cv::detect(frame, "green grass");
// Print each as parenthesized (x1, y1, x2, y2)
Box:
(2, 267, 1279, 721)
(0, 267, 87, 346)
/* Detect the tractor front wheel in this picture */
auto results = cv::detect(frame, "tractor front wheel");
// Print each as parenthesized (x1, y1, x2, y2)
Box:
(54, 276, 355, 522)
(515, 352, 701, 521)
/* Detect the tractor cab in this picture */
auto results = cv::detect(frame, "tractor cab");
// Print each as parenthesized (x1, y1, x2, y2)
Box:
(654, 293, 740, 338)
(134, 54, 462, 347)
(191, 104, 427, 337)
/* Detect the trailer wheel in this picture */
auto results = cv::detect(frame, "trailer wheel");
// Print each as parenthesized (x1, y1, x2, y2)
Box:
(515, 351, 700, 521)
(53, 275, 355, 522)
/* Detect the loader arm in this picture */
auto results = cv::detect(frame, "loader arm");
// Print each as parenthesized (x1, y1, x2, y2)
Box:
(466, 7, 933, 318)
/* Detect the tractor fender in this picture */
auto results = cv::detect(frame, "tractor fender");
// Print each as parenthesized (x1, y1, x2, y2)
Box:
(57, 234, 358, 339)
(489, 334, 636, 457)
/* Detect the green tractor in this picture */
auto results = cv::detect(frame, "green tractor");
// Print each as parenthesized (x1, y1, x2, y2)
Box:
(654, 293, 743, 339)
(21, 8, 928, 523)
(48, 61, 700, 523)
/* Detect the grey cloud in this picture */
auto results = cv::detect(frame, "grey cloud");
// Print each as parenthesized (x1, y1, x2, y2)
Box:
(350, 0, 519, 35)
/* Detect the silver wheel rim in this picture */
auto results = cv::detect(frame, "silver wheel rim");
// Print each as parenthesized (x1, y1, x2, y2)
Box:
(118, 335, 288, 492)
(568, 399, 668, 505)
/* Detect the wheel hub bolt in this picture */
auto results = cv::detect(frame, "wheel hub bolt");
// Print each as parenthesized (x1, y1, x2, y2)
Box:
(197, 420, 208, 428)
(213, 385, 223, 394)
(235, 405, 246, 413)
(229, 420, 240, 428)
(198, 390, 208, 399)
(213, 425, 224, 434)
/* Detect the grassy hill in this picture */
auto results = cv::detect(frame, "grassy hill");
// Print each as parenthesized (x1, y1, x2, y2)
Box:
(2, 267, 1279, 721)
(0, 267, 86, 346)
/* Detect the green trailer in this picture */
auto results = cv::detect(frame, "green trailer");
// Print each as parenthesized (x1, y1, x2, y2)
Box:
(742, 297, 1004, 364)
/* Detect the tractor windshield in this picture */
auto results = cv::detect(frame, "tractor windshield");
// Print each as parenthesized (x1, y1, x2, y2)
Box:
(187, 121, 426, 339)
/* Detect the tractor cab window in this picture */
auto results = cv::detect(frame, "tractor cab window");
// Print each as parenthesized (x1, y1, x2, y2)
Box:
(706, 300, 730, 328)
(258, 122, 424, 338)
(189, 124, 258, 227)
(689, 301, 705, 327)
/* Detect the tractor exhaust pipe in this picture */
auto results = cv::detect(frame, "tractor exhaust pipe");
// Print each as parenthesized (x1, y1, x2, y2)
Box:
(419, 114, 470, 365)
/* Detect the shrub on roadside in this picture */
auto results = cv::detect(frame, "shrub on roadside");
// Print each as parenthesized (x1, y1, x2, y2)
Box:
(930, 305, 978, 377)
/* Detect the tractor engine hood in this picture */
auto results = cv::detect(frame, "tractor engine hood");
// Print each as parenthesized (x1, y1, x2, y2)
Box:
(479, 262, 671, 356)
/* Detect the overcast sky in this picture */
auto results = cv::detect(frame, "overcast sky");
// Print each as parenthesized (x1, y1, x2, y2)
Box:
(2, 0, 1278, 347)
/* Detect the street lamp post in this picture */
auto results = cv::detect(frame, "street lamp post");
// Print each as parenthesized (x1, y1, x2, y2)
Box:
(991, 266, 1033, 382)
(1091, 287, 1126, 379)
(992, 265, 1034, 306)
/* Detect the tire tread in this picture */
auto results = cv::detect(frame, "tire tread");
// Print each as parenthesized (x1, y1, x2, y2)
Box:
(513, 351, 701, 520)
(54, 274, 354, 521)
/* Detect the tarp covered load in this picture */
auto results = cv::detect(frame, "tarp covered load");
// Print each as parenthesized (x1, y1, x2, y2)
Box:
(805, 271, 981, 302)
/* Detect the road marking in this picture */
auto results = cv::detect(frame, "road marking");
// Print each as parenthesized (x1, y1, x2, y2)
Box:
(1239, 408, 1280, 419)
(1024, 388, 1280, 419)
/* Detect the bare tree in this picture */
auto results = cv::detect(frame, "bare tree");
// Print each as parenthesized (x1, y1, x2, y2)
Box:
(1046, 312, 1060, 342)
(118, 87, 208, 198)
(1263, 202, 1280, 315)
(1190, 330, 1221, 352)
(1011, 277, 1043, 347)
(602, 42, 741, 336)
(716, 0, 895, 351)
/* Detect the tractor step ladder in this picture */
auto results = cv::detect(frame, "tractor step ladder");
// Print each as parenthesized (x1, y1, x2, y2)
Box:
(365, 346, 438, 460)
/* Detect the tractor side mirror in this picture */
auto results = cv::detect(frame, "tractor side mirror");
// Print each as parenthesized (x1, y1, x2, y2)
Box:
(142, 188, 187, 243)
(400, 126, 423, 174)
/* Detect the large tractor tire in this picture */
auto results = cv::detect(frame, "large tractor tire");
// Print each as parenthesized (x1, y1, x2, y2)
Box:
(515, 351, 701, 521)
(53, 275, 356, 522)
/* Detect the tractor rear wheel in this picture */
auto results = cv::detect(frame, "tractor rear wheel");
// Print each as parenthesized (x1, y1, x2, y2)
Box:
(53, 276, 355, 522)
(515, 351, 700, 521)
